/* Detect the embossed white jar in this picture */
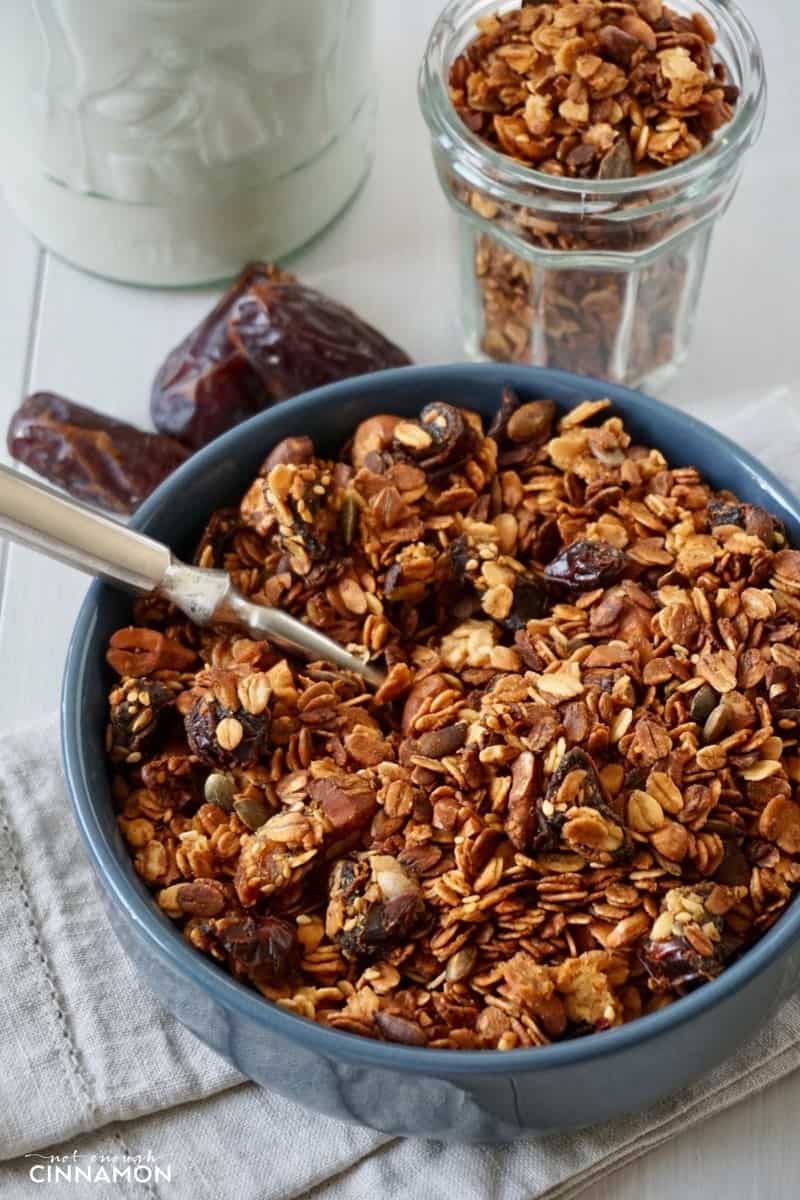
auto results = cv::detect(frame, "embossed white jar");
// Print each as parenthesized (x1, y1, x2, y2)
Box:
(0, 0, 374, 284)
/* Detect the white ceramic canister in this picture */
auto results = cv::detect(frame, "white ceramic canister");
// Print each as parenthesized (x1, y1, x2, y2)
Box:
(0, 0, 375, 285)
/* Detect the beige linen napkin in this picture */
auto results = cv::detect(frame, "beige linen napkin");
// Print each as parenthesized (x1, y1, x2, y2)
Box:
(1, 390, 799, 1199)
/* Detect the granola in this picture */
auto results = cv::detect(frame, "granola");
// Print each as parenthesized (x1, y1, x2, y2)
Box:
(106, 391, 800, 1050)
(443, 0, 739, 380)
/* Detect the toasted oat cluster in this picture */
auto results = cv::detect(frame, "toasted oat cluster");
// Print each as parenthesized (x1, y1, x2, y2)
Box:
(107, 394, 800, 1050)
(449, 0, 738, 178)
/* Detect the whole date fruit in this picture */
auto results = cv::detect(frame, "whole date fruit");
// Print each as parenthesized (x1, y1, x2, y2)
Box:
(151, 262, 411, 449)
(7, 392, 189, 515)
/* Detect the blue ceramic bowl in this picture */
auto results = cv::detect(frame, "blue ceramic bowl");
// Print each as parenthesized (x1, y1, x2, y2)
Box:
(62, 364, 800, 1141)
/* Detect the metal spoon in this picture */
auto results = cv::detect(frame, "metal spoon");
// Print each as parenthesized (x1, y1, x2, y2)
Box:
(0, 464, 385, 688)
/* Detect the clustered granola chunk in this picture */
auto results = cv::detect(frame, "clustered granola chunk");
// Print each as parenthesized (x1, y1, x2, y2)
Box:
(107, 393, 800, 1050)
(445, 0, 739, 378)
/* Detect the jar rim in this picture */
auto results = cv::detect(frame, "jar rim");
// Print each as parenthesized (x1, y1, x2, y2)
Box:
(418, 0, 766, 205)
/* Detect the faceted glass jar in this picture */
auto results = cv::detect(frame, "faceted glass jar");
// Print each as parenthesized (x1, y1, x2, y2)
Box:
(419, 0, 766, 392)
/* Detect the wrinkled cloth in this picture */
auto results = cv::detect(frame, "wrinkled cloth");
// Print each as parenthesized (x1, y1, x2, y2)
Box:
(2, 393, 800, 1199)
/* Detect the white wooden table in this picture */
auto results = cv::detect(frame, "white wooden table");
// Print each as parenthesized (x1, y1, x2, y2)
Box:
(0, 2, 797, 1194)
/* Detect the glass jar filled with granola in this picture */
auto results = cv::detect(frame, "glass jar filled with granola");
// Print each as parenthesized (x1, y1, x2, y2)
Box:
(419, 0, 765, 391)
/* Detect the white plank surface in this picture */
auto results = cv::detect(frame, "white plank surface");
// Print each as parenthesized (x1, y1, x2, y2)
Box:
(0, 1, 798, 1195)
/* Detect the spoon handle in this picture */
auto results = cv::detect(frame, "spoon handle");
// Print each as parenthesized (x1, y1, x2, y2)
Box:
(0, 465, 385, 688)
(0, 463, 169, 591)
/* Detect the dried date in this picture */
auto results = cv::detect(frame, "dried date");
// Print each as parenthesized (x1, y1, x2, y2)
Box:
(151, 263, 411, 449)
(7, 392, 189, 515)
(151, 264, 291, 450)
(230, 278, 411, 402)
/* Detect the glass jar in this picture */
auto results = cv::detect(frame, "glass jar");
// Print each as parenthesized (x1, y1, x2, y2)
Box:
(419, 0, 765, 392)
(0, 0, 375, 286)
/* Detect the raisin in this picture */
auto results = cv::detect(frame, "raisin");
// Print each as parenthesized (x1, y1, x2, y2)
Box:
(707, 499, 743, 528)
(151, 263, 410, 450)
(109, 682, 174, 757)
(204, 914, 298, 986)
(535, 748, 631, 863)
(326, 853, 425, 960)
(504, 575, 552, 629)
(544, 539, 627, 591)
(640, 935, 722, 991)
(405, 402, 479, 473)
(7, 392, 189, 515)
(193, 508, 245, 569)
(447, 535, 471, 584)
(486, 385, 521, 442)
(185, 696, 271, 768)
(640, 883, 744, 993)
(707, 500, 779, 547)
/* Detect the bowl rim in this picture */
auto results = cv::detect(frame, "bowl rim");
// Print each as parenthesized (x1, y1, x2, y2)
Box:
(62, 362, 800, 1076)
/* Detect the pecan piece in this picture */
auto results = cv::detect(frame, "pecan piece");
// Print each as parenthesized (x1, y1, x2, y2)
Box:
(309, 774, 377, 835)
(107, 628, 196, 677)
(505, 750, 541, 851)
